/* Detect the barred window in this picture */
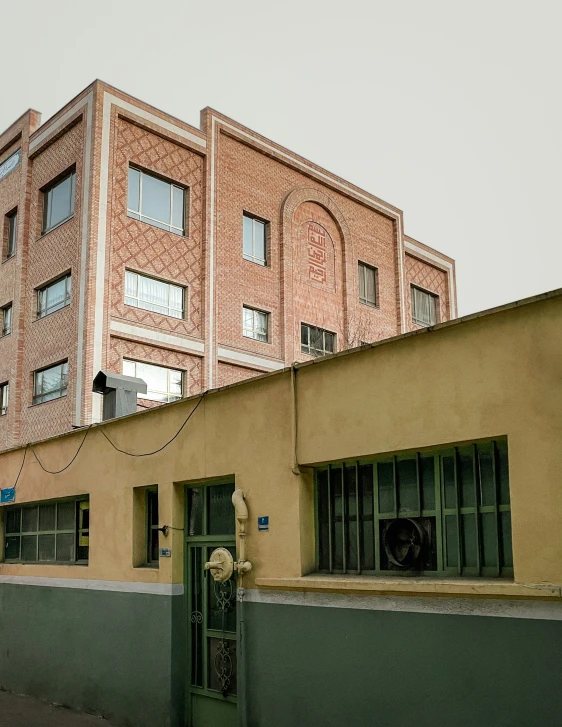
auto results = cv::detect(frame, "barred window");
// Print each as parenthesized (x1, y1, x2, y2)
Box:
(315, 439, 512, 578)
(4, 498, 89, 564)
(411, 285, 439, 326)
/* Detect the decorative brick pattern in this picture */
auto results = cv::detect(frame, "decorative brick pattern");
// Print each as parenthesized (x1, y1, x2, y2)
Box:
(0, 81, 455, 449)
(109, 117, 204, 337)
(405, 253, 451, 330)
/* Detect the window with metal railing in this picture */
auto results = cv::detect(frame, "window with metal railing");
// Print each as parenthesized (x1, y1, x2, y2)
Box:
(315, 439, 512, 578)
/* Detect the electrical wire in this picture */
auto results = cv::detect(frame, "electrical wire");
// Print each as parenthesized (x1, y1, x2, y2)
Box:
(30, 424, 93, 475)
(9, 444, 29, 492)
(98, 392, 205, 457)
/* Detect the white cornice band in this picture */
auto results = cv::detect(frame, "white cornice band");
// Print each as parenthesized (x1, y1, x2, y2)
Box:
(217, 347, 285, 371)
(110, 320, 205, 355)
(0, 574, 184, 596)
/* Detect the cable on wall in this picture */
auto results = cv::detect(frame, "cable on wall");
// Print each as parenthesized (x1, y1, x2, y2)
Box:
(98, 392, 206, 457)
(11, 444, 29, 492)
(30, 424, 93, 475)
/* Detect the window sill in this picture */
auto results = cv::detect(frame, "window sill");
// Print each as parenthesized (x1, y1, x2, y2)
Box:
(2, 255, 16, 265)
(29, 393, 68, 408)
(254, 575, 562, 600)
(37, 214, 74, 241)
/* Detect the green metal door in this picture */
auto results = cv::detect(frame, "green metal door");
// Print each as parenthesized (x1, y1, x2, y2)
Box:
(186, 483, 237, 727)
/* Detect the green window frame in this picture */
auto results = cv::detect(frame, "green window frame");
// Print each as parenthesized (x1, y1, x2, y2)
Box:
(4, 497, 89, 564)
(315, 439, 512, 578)
(147, 488, 159, 565)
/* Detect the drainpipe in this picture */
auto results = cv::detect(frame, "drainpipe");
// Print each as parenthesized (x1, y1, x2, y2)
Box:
(232, 489, 251, 727)
(291, 365, 301, 475)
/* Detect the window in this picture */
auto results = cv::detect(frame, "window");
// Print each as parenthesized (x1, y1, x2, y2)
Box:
(33, 361, 68, 404)
(243, 214, 267, 266)
(37, 274, 71, 318)
(243, 306, 268, 342)
(358, 262, 378, 307)
(123, 359, 183, 403)
(411, 285, 439, 326)
(0, 382, 8, 415)
(5, 209, 17, 259)
(4, 498, 89, 564)
(127, 167, 185, 235)
(1, 304, 12, 336)
(42, 170, 76, 234)
(301, 323, 336, 357)
(147, 489, 159, 565)
(0, 149, 21, 182)
(125, 270, 184, 319)
(315, 439, 512, 578)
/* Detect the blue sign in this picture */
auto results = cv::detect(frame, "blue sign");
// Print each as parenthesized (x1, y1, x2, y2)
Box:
(258, 516, 269, 531)
(160, 548, 172, 557)
(1, 488, 15, 503)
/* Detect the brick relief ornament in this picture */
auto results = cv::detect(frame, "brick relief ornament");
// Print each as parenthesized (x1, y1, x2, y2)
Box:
(299, 220, 336, 293)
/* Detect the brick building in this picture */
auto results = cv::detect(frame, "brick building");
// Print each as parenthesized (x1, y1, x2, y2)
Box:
(0, 80, 456, 450)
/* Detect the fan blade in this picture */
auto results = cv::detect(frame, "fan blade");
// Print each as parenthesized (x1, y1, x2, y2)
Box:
(396, 527, 411, 542)
(393, 542, 410, 562)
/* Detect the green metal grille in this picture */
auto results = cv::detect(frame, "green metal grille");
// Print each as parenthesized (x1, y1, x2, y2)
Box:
(315, 439, 512, 578)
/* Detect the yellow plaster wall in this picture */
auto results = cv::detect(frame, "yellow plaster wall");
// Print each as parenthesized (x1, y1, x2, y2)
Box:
(0, 292, 561, 591)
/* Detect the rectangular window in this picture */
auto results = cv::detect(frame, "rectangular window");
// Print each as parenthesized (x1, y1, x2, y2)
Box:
(1, 304, 12, 336)
(358, 262, 378, 307)
(243, 214, 267, 266)
(33, 361, 68, 405)
(4, 497, 89, 564)
(411, 285, 439, 326)
(315, 439, 512, 578)
(301, 323, 336, 357)
(125, 270, 184, 319)
(5, 209, 17, 259)
(123, 359, 183, 403)
(242, 306, 269, 342)
(0, 382, 8, 416)
(37, 274, 71, 318)
(42, 170, 76, 234)
(147, 489, 159, 565)
(127, 167, 185, 235)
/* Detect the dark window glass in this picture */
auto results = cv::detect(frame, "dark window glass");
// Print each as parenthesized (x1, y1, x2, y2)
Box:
(33, 362, 68, 404)
(2, 304, 12, 336)
(6, 209, 17, 259)
(187, 487, 204, 536)
(397, 458, 418, 513)
(358, 464, 375, 570)
(208, 637, 237, 695)
(4, 498, 88, 564)
(458, 450, 476, 508)
(317, 470, 330, 571)
(330, 468, 343, 571)
(207, 483, 235, 536)
(207, 546, 236, 632)
(147, 490, 159, 564)
(42, 171, 75, 233)
(377, 461, 394, 514)
(344, 465, 358, 571)
(300, 323, 336, 357)
(420, 456, 435, 511)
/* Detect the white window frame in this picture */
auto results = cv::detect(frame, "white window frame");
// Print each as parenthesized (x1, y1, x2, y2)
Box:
(358, 261, 378, 307)
(0, 382, 8, 416)
(301, 323, 336, 358)
(1, 304, 12, 336)
(411, 285, 440, 327)
(124, 270, 185, 319)
(127, 166, 185, 236)
(123, 359, 183, 403)
(242, 306, 269, 342)
(33, 362, 69, 405)
(42, 170, 76, 234)
(243, 214, 267, 266)
(37, 274, 72, 319)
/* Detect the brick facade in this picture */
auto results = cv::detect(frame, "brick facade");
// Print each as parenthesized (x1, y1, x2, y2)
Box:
(0, 81, 456, 448)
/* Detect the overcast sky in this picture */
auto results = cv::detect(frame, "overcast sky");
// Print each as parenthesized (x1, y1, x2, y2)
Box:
(1, 0, 560, 316)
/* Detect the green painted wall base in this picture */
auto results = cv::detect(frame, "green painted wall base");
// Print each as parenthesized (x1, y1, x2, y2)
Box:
(244, 602, 562, 727)
(0, 584, 186, 727)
